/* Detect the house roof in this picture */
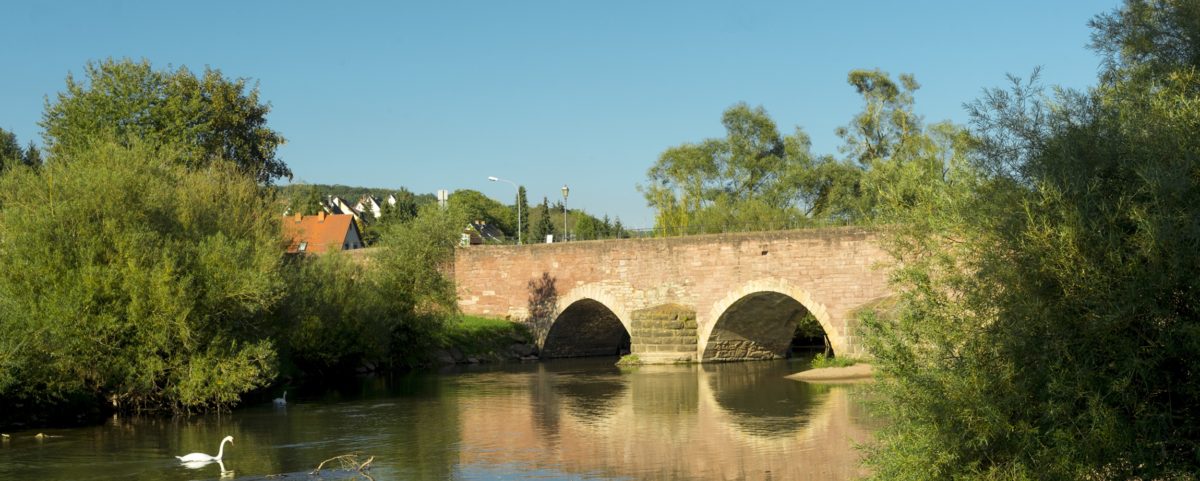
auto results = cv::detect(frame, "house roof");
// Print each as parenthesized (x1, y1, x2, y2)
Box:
(465, 221, 506, 244)
(281, 212, 360, 254)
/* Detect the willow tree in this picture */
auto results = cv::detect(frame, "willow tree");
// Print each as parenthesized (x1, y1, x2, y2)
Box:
(863, 1, 1200, 478)
(0, 140, 284, 417)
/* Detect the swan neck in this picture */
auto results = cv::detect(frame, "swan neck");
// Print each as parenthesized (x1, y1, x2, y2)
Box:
(215, 439, 229, 460)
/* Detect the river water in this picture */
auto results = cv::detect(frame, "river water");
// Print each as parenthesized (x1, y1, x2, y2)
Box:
(0, 358, 876, 481)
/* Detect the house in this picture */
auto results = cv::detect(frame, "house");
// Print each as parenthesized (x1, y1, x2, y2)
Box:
(325, 195, 369, 231)
(354, 195, 383, 219)
(281, 211, 365, 254)
(461, 220, 507, 246)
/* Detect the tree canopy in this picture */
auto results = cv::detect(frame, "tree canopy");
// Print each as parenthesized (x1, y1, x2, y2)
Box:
(41, 58, 290, 184)
(640, 103, 823, 234)
(641, 71, 968, 234)
(0, 128, 40, 173)
(862, 1, 1200, 478)
(449, 189, 514, 236)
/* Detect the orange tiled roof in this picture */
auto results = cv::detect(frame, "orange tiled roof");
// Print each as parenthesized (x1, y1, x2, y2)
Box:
(281, 212, 359, 254)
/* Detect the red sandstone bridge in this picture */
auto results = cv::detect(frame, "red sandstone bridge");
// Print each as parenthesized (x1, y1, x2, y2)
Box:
(453, 227, 893, 363)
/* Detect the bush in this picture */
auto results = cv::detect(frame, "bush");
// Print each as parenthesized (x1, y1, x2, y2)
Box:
(0, 140, 283, 414)
(809, 353, 857, 369)
(275, 253, 392, 375)
(364, 204, 463, 367)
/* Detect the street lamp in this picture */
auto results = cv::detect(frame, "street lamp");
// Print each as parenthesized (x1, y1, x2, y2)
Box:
(561, 184, 569, 242)
(488, 176, 521, 245)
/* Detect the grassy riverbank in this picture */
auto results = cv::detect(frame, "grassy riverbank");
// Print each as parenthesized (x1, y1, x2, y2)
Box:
(433, 316, 536, 363)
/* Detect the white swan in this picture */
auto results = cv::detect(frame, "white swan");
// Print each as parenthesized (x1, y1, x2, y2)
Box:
(274, 390, 287, 406)
(176, 435, 233, 463)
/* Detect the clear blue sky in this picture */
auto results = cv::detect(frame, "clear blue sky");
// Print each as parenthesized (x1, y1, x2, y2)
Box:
(1, 1, 1120, 227)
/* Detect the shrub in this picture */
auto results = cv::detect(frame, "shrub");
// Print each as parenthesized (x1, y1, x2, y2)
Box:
(0, 140, 283, 414)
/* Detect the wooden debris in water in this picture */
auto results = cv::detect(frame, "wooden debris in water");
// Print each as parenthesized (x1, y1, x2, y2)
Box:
(310, 452, 374, 476)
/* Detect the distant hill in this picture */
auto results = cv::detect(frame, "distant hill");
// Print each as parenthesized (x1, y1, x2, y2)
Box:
(276, 183, 437, 205)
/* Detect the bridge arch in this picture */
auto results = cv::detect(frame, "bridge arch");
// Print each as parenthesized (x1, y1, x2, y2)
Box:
(542, 298, 631, 358)
(699, 279, 840, 361)
(553, 282, 635, 335)
(542, 283, 636, 359)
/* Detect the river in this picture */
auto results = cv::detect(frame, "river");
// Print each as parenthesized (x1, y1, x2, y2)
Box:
(0, 357, 876, 481)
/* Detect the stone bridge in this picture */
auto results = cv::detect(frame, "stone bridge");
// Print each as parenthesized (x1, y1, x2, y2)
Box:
(453, 227, 893, 363)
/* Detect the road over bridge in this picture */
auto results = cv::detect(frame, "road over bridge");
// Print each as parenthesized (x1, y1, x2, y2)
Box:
(454, 227, 893, 363)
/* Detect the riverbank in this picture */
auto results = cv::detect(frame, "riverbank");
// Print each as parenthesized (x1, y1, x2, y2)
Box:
(787, 364, 874, 383)
(432, 315, 538, 364)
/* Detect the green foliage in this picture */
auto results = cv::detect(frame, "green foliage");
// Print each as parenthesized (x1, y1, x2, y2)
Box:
(1090, 0, 1200, 84)
(449, 189, 513, 237)
(276, 203, 462, 373)
(0, 129, 39, 174)
(274, 253, 393, 374)
(534, 197, 555, 242)
(808, 353, 857, 369)
(279, 182, 326, 216)
(616, 354, 642, 366)
(437, 316, 531, 359)
(640, 103, 821, 234)
(40, 58, 290, 184)
(21, 141, 41, 168)
(0, 129, 20, 172)
(383, 188, 422, 224)
(641, 74, 968, 234)
(369, 204, 464, 367)
(862, 2, 1200, 478)
(517, 185, 529, 242)
(0, 140, 283, 414)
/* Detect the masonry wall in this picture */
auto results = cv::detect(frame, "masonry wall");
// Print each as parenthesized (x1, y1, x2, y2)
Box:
(453, 227, 893, 358)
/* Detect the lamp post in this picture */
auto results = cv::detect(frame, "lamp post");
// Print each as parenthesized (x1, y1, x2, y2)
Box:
(561, 184, 569, 242)
(488, 176, 521, 245)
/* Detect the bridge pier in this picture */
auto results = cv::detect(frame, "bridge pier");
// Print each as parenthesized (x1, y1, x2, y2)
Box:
(629, 304, 697, 363)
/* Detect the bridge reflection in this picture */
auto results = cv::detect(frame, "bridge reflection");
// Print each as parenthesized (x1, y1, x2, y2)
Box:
(457, 360, 874, 480)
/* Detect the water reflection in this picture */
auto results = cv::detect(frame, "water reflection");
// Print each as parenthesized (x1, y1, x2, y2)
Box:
(0, 359, 873, 481)
(704, 361, 830, 437)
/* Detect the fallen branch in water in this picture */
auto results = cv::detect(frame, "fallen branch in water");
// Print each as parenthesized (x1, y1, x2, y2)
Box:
(310, 452, 374, 476)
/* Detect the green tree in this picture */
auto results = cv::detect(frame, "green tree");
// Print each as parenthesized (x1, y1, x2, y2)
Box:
(0, 140, 283, 416)
(573, 211, 599, 240)
(281, 182, 325, 216)
(535, 197, 555, 242)
(863, 2, 1200, 478)
(640, 103, 822, 234)
(21, 141, 41, 168)
(517, 185, 529, 242)
(369, 203, 463, 367)
(449, 189, 512, 237)
(41, 58, 290, 183)
(1090, 0, 1200, 85)
(0, 129, 20, 172)
(822, 69, 972, 222)
(385, 188, 421, 224)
